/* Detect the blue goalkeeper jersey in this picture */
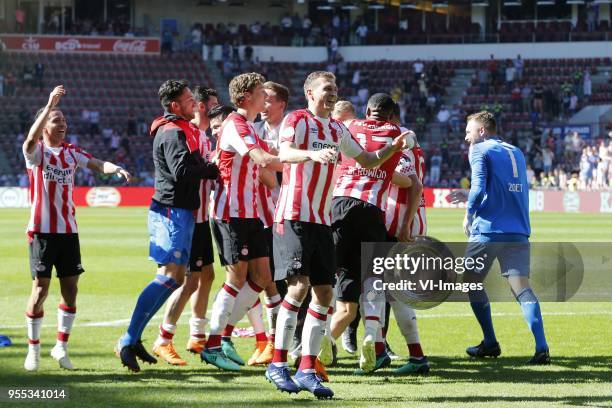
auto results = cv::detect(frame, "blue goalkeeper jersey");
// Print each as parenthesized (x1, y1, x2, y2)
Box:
(467, 137, 530, 237)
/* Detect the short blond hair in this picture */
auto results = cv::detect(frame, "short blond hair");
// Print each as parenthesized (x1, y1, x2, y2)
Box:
(303, 71, 336, 97)
(229, 72, 266, 107)
(333, 100, 355, 116)
(467, 111, 497, 133)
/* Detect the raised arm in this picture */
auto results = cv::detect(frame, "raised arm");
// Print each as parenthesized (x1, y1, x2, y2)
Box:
(24, 85, 65, 154)
(353, 130, 414, 169)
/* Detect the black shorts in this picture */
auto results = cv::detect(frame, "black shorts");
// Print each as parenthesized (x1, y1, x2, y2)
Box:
(29, 233, 84, 279)
(263, 226, 277, 279)
(211, 218, 268, 266)
(188, 222, 215, 272)
(273, 220, 336, 286)
(332, 197, 388, 303)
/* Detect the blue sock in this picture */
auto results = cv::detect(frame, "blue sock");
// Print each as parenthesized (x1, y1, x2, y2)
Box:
(469, 289, 497, 347)
(120, 274, 178, 347)
(516, 288, 548, 353)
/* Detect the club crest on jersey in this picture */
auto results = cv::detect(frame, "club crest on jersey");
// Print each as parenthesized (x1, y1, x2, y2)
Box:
(65, 155, 74, 164)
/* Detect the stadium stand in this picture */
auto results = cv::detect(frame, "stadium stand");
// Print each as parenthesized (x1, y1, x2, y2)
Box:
(0, 51, 213, 187)
(1, 50, 610, 190)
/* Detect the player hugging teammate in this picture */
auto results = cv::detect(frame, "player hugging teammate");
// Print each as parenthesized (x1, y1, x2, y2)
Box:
(22, 70, 548, 400)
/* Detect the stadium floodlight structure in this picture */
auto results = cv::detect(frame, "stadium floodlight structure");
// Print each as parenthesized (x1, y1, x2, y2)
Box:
(503, 0, 522, 6)
(367, 1, 386, 9)
(536, 0, 555, 4)
(472, 0, 489, 6)
(400, 1, 418, 8)
(565, 0, 584, 3)
(594, 0, 612, 3)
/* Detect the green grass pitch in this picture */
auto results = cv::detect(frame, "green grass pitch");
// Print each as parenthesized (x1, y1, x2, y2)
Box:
(0, 208, 610, 407)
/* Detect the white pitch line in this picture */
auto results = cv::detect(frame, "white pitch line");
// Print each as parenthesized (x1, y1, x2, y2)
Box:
(416, 310, 612, 318)
(0, 310, 611, 330)
(0, 311, 253, 329)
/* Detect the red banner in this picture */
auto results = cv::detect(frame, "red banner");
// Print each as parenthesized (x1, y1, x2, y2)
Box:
(1, 187, 611, 213)
(72, 187, 153, 207)
(430, 188, 612, 214)
(0, 34, 160, 54)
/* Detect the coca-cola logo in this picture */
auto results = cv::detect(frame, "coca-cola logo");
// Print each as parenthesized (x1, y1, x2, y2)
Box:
(22, 36, 40, 50)
(113, 40, 147, 53)
(55, 38, 81, 51)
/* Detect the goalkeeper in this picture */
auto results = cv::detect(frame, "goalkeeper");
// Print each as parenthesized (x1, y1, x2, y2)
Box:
(461, 111, 550, 365)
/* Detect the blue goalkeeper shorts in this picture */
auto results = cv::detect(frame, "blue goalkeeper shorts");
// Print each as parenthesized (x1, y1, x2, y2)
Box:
(465, 233, 530, 278)
(148, 200, 195, 266)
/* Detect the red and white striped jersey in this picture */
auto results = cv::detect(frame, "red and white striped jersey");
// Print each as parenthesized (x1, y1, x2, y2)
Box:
(404, 145, 426, 208)
(385, 145, 427, 238)
(195, 129, 214, 223)
(211, 112, 260, 221)
(253, 120, 281, 204)
(253, 120, 280, 151)
(333, 119, 403, 211)
(274, 109, 363, 226)
(24, 141, 91, 235)
(255, 139, 276, 228)
(385, 153, 416, 238)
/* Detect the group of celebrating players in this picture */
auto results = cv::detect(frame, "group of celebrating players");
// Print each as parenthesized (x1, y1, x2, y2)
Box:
(22, 68, 550, 400)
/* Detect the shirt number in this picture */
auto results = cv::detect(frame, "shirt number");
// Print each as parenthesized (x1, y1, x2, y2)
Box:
(503, 146, 519, 178)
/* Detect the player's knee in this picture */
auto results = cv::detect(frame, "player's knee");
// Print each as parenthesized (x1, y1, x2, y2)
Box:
(182, 276, 199, 295)
(32, 280, 50, 299)
(226, 263, 248, 288)
(249, 267, 272, 288)
(201, 268, 215, 285)
(515, 287, 538, 303)
(61, 299, 77, 309)
(345, 303, 358, 320)
(311, 286, 333, 306)
(287, 280, 309, 301)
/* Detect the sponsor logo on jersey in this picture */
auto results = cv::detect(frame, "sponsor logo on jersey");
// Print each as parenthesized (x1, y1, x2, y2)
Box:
(346, 166, 387, 179)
